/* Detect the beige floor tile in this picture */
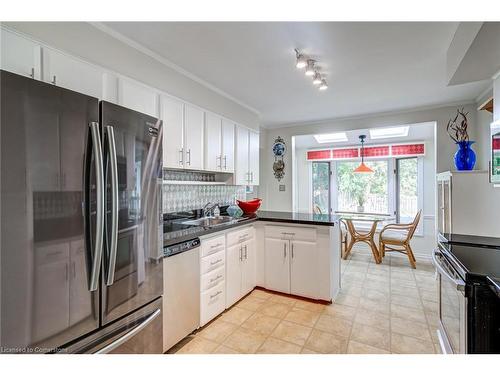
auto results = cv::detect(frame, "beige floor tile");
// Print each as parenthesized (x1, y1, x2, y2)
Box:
(284, 307, 321, 327)
(350, 323, 390, 351)
(176, 337, 219, 354)
(363, 280, 391, 292)
(339, 285, 363, 297)
(294, 300, 327, 313)
(420, 290, 438, 303)
(258, 301, 293, 319)
(323, 303, 357, 321)
(300, 347, 321, 354)
(391, 271, 415, 281)
(425, 311, 440, 327)
(359, 298, 390, 315)
(362, 289, 390, 303)
(391, 333, 436, 354)
(269, 294, 298, 306)
(365, 273, 390, 283)
(256, 337, 302, 354)
(199, 320, 239, 343)
(391, 294, 423, 309)
(390, 304, 426, 323)
(220, 306, 254, 325)
(334, 292, 360, 308)
(347, 340, 391, 354)
(390, 317, 432, 341)
(241, 312, 281, 335)
(223, 327, 267, 354)
(354, 308, 390, 330)
(250, 289, 273, 300)
(391, 278, 417, 288)
(213, 345, 241, 354)
(271, 320, 312, 346)
(237, 296, 267, 311)
(315, 314, 353, 337)
(304, 329, 348, 354)
(422, 299, 439, 313)
(391, 284, 420, 297)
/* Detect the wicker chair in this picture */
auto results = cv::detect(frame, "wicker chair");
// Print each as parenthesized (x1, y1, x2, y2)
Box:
(379, 210, 422, 268)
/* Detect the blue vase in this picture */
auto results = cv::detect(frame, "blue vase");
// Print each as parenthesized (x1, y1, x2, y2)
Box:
(454, 141, 476, 171)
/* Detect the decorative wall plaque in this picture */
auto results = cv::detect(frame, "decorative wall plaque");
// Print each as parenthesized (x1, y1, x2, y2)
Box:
(272, 136, 286, 181)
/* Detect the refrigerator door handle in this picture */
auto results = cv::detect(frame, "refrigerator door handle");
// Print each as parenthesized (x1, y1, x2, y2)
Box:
(88, 122, 105, 291)
(105, 125, 119, 286)
(95, 309, 161, 354)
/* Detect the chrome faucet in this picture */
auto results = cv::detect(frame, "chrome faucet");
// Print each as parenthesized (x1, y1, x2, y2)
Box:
(202, 202, 219, 217)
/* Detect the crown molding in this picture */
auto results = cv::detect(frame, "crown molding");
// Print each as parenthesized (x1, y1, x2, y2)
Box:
(89, 22, 261, 116)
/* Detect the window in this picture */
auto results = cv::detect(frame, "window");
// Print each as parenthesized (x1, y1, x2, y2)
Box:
(311, 162, 330, 214)
(334, 160, 390, 215)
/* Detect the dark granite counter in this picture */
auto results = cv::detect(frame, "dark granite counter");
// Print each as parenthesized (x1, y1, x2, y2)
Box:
(488, 276, 500, 299)
(441, 233, 500, 249)
(163, 210, 339, 247)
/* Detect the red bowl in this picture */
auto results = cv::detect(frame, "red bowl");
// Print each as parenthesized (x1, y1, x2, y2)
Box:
(236, 198, 262, 214)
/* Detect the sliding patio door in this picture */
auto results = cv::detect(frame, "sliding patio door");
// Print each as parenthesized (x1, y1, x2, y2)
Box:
(311, 162, 331, 215)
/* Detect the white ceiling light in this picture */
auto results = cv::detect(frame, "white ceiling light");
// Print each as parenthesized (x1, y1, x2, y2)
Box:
(305, 60, 316, 76)
(314, 132, 348, 143)
(319, 79, 328, 90)
(294, 49, 307, 69)
(312, 72, 322, 85)
(369, 125, 410, 139)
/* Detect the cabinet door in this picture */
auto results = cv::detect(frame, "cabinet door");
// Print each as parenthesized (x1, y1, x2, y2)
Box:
(69, 240, 93, 326)
(184, 104, 204, 170)
(204, 112, 222, 171)
(221, 119, 235, 173)
(43, 48, 103, 98)
(264, 238, 290, 294)
(235, 126, 250, 185)
(248, 130, 260, 185)
(241, 239, 256, 296)
(225, 243, 242, 308)
(161, 95, 184, 169)
(1, 29, 41, 79)
(118, 77, 158, 117)
(290, 240, 318, 299)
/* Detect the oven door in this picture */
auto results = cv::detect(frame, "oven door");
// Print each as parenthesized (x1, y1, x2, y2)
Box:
(432, 248, 467, 354)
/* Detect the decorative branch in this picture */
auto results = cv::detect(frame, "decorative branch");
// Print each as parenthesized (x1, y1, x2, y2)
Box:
(447, 108, 470, 143)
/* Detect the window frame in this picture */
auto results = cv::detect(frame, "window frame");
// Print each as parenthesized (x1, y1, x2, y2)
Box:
(311, 161, 332, 215)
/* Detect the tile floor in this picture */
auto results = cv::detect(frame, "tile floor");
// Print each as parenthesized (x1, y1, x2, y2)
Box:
(168, 247, 441, 354)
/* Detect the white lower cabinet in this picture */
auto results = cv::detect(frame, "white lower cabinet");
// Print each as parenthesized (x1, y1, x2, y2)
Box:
(226, 237, 255, 308)
(199, 234, 226, 327)
(264, 238, 290, 294)
(290, 240, 318, 299)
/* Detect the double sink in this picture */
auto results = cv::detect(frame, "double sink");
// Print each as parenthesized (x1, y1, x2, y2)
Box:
(181, 215, 247, 228)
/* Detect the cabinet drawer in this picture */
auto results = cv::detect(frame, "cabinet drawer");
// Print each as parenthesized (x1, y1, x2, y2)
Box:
(226, 226, 254, 247)
(264, 225, 316, 242)
(200, 250, 225, 275)
(201, 266, 225, 292)
(35, 242, 70, 266)
(201, 235, 226, 258)
(200, 283, 225, 326)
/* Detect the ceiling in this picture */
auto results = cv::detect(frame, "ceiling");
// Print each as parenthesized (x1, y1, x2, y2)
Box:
(100, 22, 491, 128)
(294, 122, 435, 149)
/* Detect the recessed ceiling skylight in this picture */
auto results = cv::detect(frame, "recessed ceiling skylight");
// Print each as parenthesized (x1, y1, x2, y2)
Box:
(314, 132, 348, 143)
(369, 126, 409, 139)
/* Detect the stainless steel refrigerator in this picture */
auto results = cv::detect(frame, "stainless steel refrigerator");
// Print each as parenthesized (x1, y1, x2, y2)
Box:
(1, 70, 163, 353)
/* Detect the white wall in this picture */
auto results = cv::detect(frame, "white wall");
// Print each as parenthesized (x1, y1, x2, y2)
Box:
(3, 22, 260, 130)
(259, 103, 481, 213)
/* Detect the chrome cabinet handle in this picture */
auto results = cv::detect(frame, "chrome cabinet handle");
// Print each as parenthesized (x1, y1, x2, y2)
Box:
(223, 155, 227, 169)
(65, 263, 69, 281)
(88, 122, 104, 292)
(210, 259, 223, 266)
(72, 262, 76, 279)
(96, 309, 161, 354)
(216, 155, 221, 169)
(51, 75, 57, 85)
(291, 243, 294, 259)
(29, 67, 35, 78)
(209, 275, 223, 283)
(186, 149, 191, 165)
(105, 125, 119, 286)
(283, 242, 287, 258)
(179, 149, 183, 165)
(250, 172, 253, 182)
(239, 247, 243, 261)
(210, 291, 222, 299)
(244, 245, 248, 260)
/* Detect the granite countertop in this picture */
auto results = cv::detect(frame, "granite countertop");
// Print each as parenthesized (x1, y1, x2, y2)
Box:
(487, 276, 500, 299)
(163, 210, 339, 247)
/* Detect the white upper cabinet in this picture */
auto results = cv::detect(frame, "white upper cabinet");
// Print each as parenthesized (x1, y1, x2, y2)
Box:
(235, 126, 250, 185)
(204, 112, 222, 171)
(184, 104, 204, 170)
(1, 29, 41, 79)
(42, 47, 103, 99)
(118, 77, 159, 117)
(235, 126, 259, 185)
(248, 130, 260, 185)
(221, 119, 235, 173)
(161, 95, 184, 169)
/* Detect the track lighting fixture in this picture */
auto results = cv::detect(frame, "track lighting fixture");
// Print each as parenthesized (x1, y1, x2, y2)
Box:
(295, 49, 307, 69)
(293, 49, 329, 91)
(305, 60, 315, 76)
(312, 72, 322, 85)
(319, 79, 328, 90)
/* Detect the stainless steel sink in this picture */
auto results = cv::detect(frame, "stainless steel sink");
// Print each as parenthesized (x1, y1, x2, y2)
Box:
(181, 216, 242, 227)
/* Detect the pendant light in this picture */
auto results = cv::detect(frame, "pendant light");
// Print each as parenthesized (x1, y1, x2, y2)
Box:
(354, 135, 374, 173)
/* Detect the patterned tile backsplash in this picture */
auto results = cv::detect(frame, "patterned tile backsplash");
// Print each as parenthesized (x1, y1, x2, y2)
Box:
(162, 184, 246, 213)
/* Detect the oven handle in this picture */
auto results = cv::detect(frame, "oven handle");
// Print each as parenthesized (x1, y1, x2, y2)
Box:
(432, 249, 465, 292)
(105, 125, 119, 286)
